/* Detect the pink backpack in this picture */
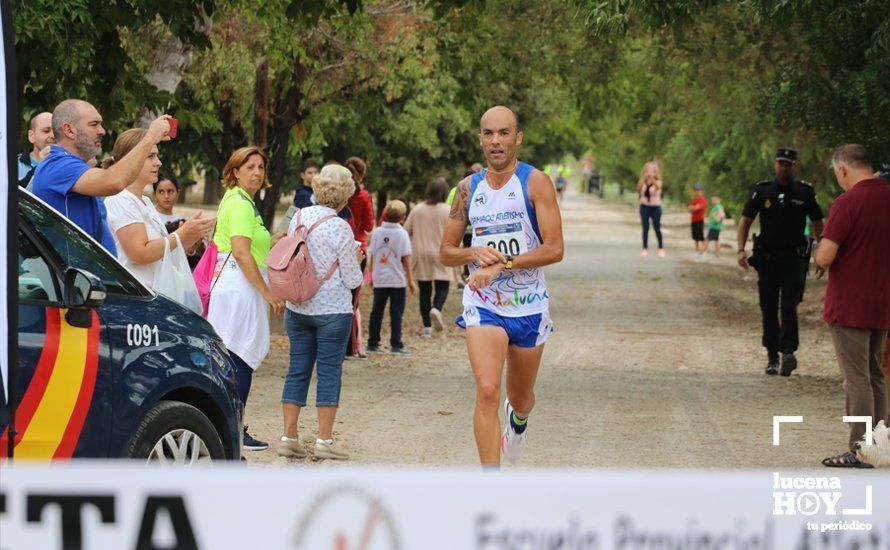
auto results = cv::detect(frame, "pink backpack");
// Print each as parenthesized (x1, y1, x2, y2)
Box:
(266, 211, 338, 303)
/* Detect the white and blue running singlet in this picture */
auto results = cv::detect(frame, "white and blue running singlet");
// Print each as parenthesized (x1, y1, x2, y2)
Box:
(463, 162, 549, 317)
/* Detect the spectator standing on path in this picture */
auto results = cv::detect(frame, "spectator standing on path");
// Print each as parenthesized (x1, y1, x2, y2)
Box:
(701, 195, 725, 257)
(344, 156, 375, 250)
(367, 200, 416, 354)
(405, 177, 453, 337)
(153, 172, 184, 228)
(815, 145, 890, 468)
(555, 164, 571, 205)
(31, 99, 172, 254)
(19, 111, 54, 188)
(277, 164, 364, 461)
(637, 160, 665, 257)
(208, 146, 285, 452)
(104, 129, 213, 291)
(737, 147, 824, 377)
(153, 172, 206, 269)
(344, 156, 375, 359)
(293, 160, 319, 208)
(688, 182, 707, 253)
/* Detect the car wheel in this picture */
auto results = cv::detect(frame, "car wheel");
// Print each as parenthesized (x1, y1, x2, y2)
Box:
(128, 400, 226, 464)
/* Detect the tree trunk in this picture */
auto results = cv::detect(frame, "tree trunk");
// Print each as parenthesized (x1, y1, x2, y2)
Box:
(258, 55, 310, 228)
(254, 60, 270, 148)
(375, 189, 387, 222)
(202, 171, 221, 205)
(136, 25, 208, 126)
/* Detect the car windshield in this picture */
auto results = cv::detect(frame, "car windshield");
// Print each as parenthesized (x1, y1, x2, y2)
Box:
(20, 193, 150, 298)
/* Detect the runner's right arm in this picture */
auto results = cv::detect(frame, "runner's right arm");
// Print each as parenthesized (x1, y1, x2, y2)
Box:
(439, 177, 505, 268)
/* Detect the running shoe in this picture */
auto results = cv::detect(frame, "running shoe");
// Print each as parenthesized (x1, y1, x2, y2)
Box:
(501, 399, 528, 462)
(277, 436, 307, 458)
(657, 248, 666, 257)
(765, 360, 779, 375)
(419, 327, 433, 338)
(641, 249, 649, 257)
(315, 438, 350, 460)
(243, 427, 269, 451)
(367, 344, 383, 353)
(390, 347, 412, 355)
(430, 308, 445, 332)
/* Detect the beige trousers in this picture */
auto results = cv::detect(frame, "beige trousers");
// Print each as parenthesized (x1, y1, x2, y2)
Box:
(828, 324, 889, 452)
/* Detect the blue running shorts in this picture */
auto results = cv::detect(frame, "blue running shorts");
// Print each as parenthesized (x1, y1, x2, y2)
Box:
(455, 306, 553, 348)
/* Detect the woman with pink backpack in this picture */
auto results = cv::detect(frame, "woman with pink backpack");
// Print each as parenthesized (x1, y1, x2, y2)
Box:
(272, 164, 364, 460)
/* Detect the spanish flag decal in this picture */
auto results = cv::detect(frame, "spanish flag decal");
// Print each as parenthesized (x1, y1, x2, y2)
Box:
(0, 308, 100, 460)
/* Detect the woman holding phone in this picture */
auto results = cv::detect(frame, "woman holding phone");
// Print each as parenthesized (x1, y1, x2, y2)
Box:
(637, 160, 665, 257)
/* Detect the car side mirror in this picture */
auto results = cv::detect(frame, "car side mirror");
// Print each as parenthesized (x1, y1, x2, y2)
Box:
(64, 268, 106, 328)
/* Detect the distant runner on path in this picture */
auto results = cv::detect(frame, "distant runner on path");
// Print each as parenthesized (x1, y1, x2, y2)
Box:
(439, 106, 564, 469)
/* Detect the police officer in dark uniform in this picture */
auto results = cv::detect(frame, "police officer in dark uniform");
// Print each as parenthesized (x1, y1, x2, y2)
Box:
(737, 147, 824, 376)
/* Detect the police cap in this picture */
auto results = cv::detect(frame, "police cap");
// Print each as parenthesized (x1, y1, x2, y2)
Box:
(776, 147, 797, 163)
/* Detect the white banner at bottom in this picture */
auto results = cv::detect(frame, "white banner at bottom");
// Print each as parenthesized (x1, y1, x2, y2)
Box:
(1, 464, 889, 549)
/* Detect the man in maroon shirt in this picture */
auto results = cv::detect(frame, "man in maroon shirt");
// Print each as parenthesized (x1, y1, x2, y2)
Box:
(815, 144, 890, 468)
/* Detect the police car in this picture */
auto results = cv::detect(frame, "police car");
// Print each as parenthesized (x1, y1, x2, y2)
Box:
(4, 189, 241, 462)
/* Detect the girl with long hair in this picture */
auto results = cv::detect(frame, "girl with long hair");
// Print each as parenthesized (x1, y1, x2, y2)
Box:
(637, 160, 665, 257)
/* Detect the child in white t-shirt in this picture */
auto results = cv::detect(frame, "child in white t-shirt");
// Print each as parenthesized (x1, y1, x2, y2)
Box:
(367, 200, 416, 354)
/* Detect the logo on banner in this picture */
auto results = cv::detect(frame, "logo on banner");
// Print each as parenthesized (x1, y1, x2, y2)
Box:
(293, 485, 401, 549)
(772, 473, 873, 532)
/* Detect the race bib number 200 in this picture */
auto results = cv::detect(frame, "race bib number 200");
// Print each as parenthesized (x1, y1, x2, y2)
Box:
(473, 223, 528, 256)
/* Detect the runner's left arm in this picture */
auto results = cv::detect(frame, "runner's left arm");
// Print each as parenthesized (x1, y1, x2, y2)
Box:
(509, 169, 564, 270)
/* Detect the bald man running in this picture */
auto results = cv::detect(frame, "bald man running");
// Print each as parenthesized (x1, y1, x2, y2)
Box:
(440, 106, 564, 468)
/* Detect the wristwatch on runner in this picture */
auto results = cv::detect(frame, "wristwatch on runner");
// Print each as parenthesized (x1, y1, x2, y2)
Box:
(504, 255, 514, 272)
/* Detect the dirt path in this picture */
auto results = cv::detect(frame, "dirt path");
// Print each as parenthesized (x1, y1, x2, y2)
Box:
(245, 192, 848, 469)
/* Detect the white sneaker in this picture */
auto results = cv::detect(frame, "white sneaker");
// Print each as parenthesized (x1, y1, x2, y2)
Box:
(501, 399, 528, 462)
(430, 308, 445, 332)
(277, 436, 307, 458)
(314, 438, 350, 460)
(420, 327, 433, 338)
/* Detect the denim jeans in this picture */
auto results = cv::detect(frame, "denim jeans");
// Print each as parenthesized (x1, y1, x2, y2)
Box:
(282, 310, 353, 407)
(368, 287, 406, 349)
(230, 351, 253, 406)
(639, 204, 663, 249)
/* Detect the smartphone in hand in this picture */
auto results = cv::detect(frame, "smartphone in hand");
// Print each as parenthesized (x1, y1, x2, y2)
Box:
(167, 118, 179, 138)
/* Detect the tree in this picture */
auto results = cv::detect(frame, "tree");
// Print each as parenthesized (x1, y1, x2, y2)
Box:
(13, 0, 214, 124)
(581, 0, 890, 177)
(150, 0, 612, 225)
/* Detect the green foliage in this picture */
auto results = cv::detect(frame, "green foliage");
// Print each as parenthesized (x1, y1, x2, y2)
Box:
(755, 0, 890, 159)
(582, 0, 889, 214)
(13, 0, 214, 123)
(14, 0, 887, 218)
